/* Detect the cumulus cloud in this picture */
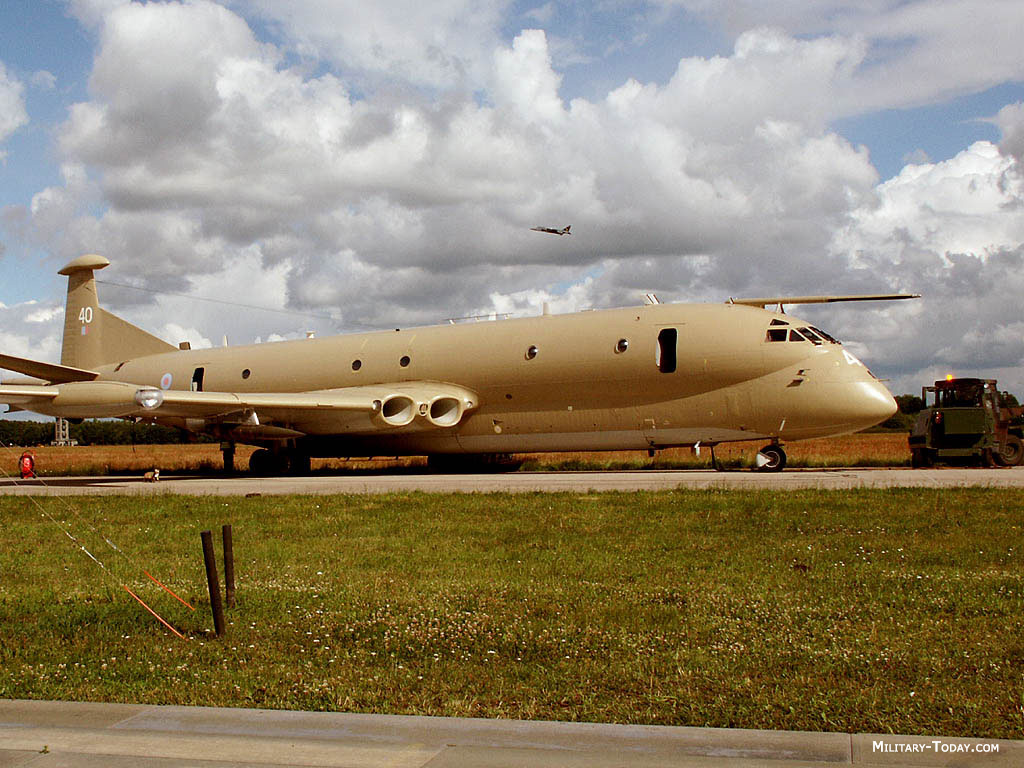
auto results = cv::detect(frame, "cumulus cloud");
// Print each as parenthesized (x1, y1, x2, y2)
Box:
(823, 138, 1024, 393)
(30, 71, 56, 91)
(236, 0, 509, 90)
(35, 11, 883, 318)
(0, 61, 28, 158)
(6, 0, 1024, 399)
(665, 0, 1024, 113)
(995, 102, 1024, 163)
(0, 300, 62, 364)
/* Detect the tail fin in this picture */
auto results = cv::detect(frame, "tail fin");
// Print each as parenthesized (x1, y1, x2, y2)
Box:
(59, 254, 176, 370)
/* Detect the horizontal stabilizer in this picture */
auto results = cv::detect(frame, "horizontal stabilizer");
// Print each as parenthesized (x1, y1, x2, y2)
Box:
(0, 353, 99, 384)
(729, 294, 919, 308)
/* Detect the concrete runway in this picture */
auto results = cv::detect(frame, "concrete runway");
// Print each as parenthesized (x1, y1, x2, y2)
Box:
(2, 699, 1019, 768)
(0, 467, 1022, 496)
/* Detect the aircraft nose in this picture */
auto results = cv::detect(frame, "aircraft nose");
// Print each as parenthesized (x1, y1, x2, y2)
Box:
(817, 348, 898, 430)
(844, 379, 898, 427)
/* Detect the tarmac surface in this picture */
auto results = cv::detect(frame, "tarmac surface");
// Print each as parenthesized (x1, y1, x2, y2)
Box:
(0, 467, 1022, 496)
(1, 699, 1020, 768)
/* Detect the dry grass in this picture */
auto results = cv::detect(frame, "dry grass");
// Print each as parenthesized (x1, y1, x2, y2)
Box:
(2, 432, 909, 476)
(521, 432, 910, 470)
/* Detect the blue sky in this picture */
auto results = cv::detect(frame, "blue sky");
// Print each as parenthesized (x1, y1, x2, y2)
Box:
(1, 0, 1024, 396)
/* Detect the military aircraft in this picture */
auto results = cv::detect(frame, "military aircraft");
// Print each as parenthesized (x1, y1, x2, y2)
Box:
(0, 254, 915, 473)
(531, 225, 571, 236)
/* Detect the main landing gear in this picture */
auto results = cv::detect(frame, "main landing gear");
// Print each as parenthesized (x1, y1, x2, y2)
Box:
(248, 447, 312, 475)
(755, 443, 787, 472)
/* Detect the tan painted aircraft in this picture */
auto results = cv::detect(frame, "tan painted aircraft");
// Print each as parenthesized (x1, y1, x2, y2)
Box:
(0, 254, 915, 473)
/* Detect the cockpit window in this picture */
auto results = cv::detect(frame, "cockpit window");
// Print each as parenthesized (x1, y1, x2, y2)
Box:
(796, 327, 822, 345)
(810, 326, 841, 344)
(767, 322, 842, 345)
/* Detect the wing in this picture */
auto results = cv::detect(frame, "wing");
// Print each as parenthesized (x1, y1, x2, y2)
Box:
(728, 293, 919, 308)
(0, 380, 479, 437)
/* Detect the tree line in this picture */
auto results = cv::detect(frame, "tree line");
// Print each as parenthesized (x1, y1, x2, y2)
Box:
(0, 419, 210, 446)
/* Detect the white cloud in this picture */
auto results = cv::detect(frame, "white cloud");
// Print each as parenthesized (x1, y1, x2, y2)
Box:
(236, 0, 510, 90)
(661, 0, 1024, 113)
(995, 102, 1024, 163)
(6, 1, 1024, 399)
(824, 138, 1024, 394)
(0, 61, 28, 157)
(30, 71, 56, 91)
(0, 300, 62, 368)
(37, 14, 883, 317)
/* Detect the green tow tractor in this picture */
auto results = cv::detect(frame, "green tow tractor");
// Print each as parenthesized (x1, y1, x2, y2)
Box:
(909, 378, 1024, 468)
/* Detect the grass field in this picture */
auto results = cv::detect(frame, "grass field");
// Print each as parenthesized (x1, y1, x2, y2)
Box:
(1, 488, 1021, 738)
(3, 432, 912, 476)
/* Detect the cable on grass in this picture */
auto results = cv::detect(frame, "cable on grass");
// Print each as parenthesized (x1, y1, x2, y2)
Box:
(143, 570, 194, 611)
(0, 438, 194, 610)
(0, 439, 191, 637)
(123, 585, 186, 640)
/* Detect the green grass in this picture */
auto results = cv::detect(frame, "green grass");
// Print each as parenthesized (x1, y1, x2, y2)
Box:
(1, 489, 1021, 738)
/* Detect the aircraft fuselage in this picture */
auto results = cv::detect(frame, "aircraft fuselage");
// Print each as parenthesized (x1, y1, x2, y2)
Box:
(82, 302, 895, 456)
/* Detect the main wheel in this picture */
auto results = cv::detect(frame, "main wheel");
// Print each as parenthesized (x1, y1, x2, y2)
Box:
(997, 435, 1024, 466)
(248, 448, 274, 475)
(427, 453, 523, 473)
(249, 448, 290, 475)
(755, 445, 786, 472)
(287, 453, 312, 475)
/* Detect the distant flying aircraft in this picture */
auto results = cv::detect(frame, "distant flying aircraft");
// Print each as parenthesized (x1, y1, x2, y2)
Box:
(0, 254, 916, 473)
(531, 225, 571, 236)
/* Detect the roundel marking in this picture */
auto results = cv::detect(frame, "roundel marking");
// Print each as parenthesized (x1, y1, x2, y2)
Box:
(160, 372, 173, 390)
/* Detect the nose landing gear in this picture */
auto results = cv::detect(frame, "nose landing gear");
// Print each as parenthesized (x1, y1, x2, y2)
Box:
(756, 443, 787, 472)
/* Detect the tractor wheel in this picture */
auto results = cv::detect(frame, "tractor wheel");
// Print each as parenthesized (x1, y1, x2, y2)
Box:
(755, 445, 786, 472)
(998, 435, 1024, 466)
(911, 447, 935, 468)
(911, 448, 925, 468)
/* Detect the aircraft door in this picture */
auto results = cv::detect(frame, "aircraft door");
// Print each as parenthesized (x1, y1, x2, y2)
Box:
(191, 367, 205, 392)
(656, 328, 677, 373)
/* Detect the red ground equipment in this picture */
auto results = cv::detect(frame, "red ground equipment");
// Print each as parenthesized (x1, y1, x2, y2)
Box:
(19, 450, 36, 479)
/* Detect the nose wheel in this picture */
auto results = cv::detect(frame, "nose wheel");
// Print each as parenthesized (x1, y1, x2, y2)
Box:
(756, 444, 787, 472)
